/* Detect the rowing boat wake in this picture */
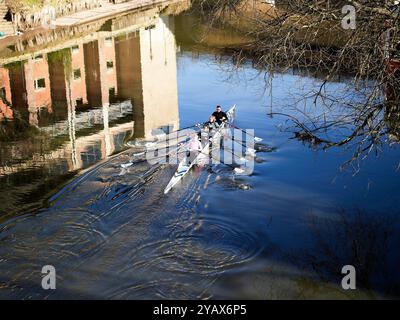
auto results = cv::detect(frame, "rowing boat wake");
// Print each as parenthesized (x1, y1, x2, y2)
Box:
(0, 145, 268, 299)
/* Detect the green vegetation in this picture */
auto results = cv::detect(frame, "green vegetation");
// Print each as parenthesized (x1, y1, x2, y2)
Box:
(47, 48, 72, 80)
(19, 0, 44, 7)
(0, 116, 40, 142)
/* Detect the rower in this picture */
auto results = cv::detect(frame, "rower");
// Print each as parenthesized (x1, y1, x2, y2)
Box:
(203, 116, 219, 132)
(202, 115, 220, 143)
(186, 132, 202, 164)
(212, 105, 228, 126)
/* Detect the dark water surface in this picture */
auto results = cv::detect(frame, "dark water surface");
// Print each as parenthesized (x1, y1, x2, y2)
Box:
(0, 8, 399, 299)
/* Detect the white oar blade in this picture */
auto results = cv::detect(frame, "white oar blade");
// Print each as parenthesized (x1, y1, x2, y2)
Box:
(121, 162, 133, 168)
(234, 168, 246, 174)
(246, 148, 256, 157)
(254, 137, 263, 142)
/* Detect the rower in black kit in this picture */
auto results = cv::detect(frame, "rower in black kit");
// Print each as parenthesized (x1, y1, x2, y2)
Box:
(212, 105, 228, 125)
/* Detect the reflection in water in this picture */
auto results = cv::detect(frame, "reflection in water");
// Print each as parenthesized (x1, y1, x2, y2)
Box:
(0, 11, 179, 216)
(0, 144, 267, 299)
(295, 209, 400, 298)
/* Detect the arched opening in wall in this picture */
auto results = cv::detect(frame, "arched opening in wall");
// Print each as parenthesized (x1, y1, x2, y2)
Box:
(4, 9, 12, 22)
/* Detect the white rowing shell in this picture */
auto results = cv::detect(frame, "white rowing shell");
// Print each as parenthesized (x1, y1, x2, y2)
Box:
(163, 105, 236, 194)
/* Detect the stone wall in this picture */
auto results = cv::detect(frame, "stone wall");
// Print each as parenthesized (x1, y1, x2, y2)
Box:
(0, 0, 15, 35)
(9, 0, 102, 31)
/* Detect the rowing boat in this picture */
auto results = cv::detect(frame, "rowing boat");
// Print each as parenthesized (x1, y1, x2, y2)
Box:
(163, 105, 236, 194)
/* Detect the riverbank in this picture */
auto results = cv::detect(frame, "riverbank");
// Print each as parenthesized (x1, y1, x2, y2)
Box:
(0, 0, 185, 40)
(53, 0, 176, 27)
(0, 0, 189, 54)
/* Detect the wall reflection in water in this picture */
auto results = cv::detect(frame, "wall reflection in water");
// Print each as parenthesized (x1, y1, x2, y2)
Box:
(0, 13, 179, 215)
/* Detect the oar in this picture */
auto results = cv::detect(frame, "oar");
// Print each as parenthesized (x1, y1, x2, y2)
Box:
(195, 148, 247, 175)
(129, 136, 191, 155)
(218, 142, 252, 164)
(127, 124, 201, 148)
(232, 125, 263, 142)
(121, 148, 188, 168)
(213, 142, 250, 173)
(210, 153, 247, 175)
(206, 132, 253, 164)
(160, 123, 203, 137)
(203, 133, 257, 161)
(229, 138, 257, 156)
(122, 140, 190, 168)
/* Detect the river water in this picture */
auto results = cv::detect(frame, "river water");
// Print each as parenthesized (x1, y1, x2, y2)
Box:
(0, 8, 399, 299)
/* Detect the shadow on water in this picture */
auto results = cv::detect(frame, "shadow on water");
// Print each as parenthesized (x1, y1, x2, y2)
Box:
(209, 208, 400, 300)
(296, 209, 400, 297)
